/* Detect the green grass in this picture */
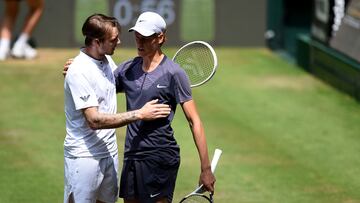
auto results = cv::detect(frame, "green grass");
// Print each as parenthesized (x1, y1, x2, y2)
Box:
(0, 48, 360, 203)
(180, 0, 215, 41)
(74, 0, 109, 44)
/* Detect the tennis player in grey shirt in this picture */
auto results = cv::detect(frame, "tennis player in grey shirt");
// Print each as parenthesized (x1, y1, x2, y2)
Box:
(115, 12, 215, 203)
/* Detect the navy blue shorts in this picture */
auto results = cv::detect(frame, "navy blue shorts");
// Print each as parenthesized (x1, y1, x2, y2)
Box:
(119, 158, 180, 203)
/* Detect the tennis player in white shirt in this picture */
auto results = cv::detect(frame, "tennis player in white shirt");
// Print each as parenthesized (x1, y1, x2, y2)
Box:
(63, 13, 171, 203)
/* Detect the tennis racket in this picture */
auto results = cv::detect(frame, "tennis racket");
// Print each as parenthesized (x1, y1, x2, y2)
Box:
(172, 41, 218, 88)
(179, 148, 223, 203)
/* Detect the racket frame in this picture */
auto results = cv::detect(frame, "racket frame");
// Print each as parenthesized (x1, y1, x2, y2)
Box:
(179, 193, 213, 203)
(179, 149, 222, 203)
(172, 41, 218, 88)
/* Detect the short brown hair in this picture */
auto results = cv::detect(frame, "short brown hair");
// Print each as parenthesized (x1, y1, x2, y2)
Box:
(82, 14, 121, 46)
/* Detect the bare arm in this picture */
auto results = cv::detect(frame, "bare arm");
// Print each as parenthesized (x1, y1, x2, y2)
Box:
(84, 99, 170, 130)
(181, 99, 216, 193)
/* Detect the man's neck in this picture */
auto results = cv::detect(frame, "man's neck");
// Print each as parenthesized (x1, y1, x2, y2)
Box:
(83, 46, 105, 61)
(142, 51, 164, 72)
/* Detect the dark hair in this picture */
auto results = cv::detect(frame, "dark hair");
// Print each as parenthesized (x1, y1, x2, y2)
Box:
(82, 14, 121, 46)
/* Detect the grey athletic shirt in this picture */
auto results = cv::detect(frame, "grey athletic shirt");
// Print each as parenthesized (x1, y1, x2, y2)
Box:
(114, 56, 192, 160)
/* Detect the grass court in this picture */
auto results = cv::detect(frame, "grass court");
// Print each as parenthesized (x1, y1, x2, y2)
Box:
(0, 48, 360, 202)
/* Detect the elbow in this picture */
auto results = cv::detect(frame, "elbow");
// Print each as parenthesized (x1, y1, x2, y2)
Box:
(188, 120, 202, 130)
(88, 123, 99, 130)
(188, 117, 201, 127)
(83, 107, 103, 130)
(86, 118, 101, 130)
(87, 121, 99, 130)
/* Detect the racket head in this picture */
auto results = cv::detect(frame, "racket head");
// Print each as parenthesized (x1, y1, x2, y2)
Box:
(179, 193, 213, 203)
(179, 149, 222, 202)
(172, 41, 218, 88)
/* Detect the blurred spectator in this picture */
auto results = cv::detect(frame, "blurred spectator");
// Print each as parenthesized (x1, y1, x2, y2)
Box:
(0, 0, 44, 60)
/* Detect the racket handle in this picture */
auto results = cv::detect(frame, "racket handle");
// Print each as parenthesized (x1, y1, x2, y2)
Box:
(211, 148, 222, 173)
(194, 148, 222, 194)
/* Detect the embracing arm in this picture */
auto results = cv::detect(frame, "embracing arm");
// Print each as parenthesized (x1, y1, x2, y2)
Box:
(84, 99, 170, 130)
(63, 58, 73, 77)
(181, 99, 216, 192)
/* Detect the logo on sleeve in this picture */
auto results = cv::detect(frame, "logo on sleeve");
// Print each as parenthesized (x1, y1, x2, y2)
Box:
(80, 95, 90, 102)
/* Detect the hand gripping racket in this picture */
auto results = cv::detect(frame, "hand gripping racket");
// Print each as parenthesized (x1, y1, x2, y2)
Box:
(179, 149, 223, 203)
(173, 41, 218, 88)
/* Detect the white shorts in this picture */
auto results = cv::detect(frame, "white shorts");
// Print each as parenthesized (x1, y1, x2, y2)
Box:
(64, 154, 119, 203)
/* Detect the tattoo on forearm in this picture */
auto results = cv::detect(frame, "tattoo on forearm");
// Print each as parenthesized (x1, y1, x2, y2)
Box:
(115, 111, 138, 125)
(95, 110, 139, 129)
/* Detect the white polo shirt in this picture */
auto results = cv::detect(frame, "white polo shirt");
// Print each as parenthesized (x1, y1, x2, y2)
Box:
(64, 50, 118, 158)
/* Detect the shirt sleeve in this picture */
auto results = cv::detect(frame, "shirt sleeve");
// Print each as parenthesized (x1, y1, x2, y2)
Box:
(65, 70, 99, 110)
(113, 64, 124, 93)
(174, 67, 192, 104)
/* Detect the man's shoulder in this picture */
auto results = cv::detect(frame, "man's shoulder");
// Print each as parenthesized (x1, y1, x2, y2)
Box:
(116, 56, 142, 73)
(67, 60, 87, 75)
(162, 56, 184, 75)
(66, 56, 95, 80)
(120, 56, 141, 66)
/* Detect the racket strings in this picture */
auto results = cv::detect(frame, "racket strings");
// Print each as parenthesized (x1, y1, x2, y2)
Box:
(174, 44, 215, 86)
(181, 194, 212, 203)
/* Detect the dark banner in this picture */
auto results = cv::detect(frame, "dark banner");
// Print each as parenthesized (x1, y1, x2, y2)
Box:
(311, 0, 350, 44)
(0, 0, 266, 47)
(330, 0, 360, 62)
(108, 0, 181, 46)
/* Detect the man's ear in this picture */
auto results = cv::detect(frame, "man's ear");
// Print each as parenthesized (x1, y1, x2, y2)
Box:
(158, 33, 166, 45)
(93, 38, 101, 46)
